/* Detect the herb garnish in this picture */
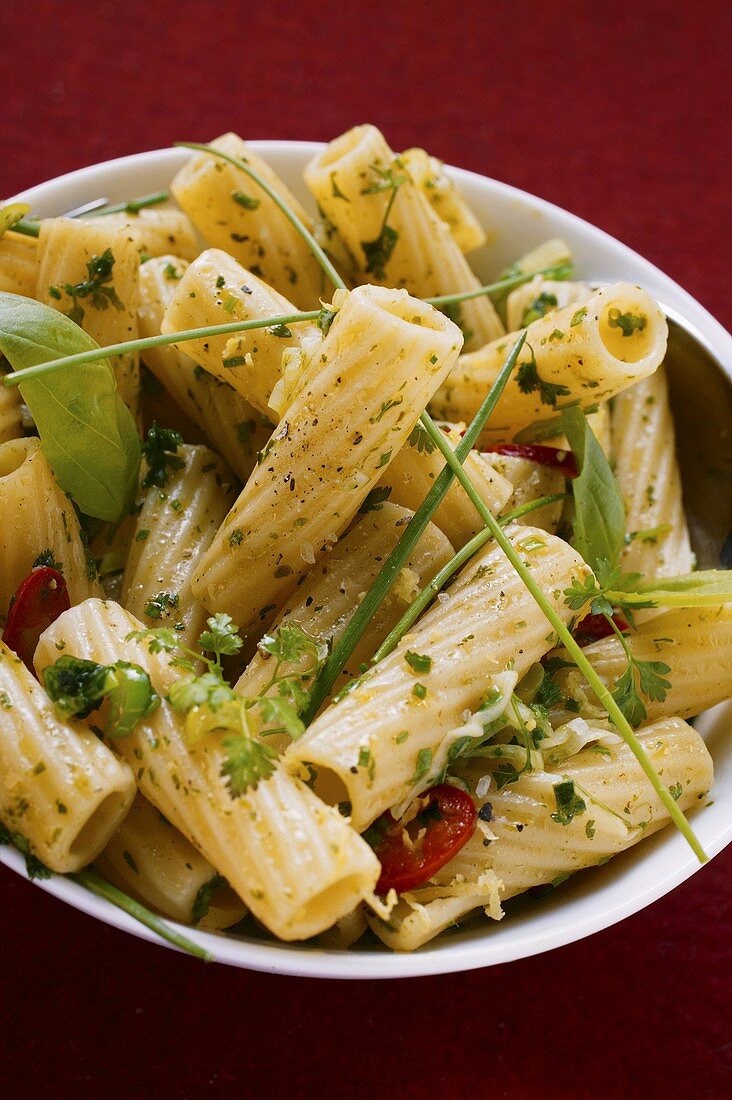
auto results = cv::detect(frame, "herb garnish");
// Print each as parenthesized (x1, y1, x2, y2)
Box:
(516, 345, 571, 407)
(141, 424, 185, 489)
(52, 248, 124, 326)
(43, 655, 160, 738)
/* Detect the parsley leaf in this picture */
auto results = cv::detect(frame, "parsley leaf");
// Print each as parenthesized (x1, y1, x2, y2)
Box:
(198, 613, 244, 661)
(608, 308, 647, 337)
(359, 162, 405, 279)
(141, 423, 185, 489)
(551, 778, 586, 825)
(407, 422, 437, 454)
(191, 873, 228, 925)
(521, 292, 558, 327)
(359, 485, 392, 514)
(516, 345, 571, 407)
(53, 248, 124, 325)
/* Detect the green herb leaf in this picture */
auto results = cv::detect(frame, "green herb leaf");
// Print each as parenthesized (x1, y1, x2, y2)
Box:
(521, 292, 558, 327)
(198, 613, 244, 660)
(52, 248, 123, 326)
(551, 778, 586, 825)
(43, 655, 160, 737)
(142, 423, 184, 489)
(516, 344, 571, 407)
(0, 294, 141, 522)
(191, 873, 228, 925)
(359, 485, 392, 514)
(608, 308, 647, 337)
(407, 422, 437, 454)
(404, 651, 432, 675)
(232, 189, 260, 211)
(561, 407, 625, 574)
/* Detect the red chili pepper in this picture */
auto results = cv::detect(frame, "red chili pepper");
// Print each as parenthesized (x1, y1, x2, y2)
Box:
(484, 443, 579, 478)
(370, 784, 478, 895)
(2, 567, 70, 672)
(574, 611, 630, 645)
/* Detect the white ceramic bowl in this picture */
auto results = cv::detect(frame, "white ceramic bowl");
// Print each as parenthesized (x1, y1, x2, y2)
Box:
(3, 144, 731, 979)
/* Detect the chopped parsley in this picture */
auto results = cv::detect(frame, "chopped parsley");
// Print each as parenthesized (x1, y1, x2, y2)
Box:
(53, 248, 124, 326)
(516, 345, 571, 407)
(141, 424, 185, 489)
(551, 778, 586, 825)
(404, 651, 432, 675)
(608, 308, 647, 337)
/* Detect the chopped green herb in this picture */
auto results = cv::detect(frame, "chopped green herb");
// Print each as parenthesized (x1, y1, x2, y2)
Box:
(404, 651, 432, 675)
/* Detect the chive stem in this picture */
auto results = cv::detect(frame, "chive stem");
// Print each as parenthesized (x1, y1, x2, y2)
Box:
(175, 142, 347, 292)
(11, 219, 40, 238)
(71, 868, 213, 960)
(419, 416, 707, 862)
(93, 191, 170, 217)
(2, 310, 320, 386)
(301, 332, 527, 721)
(424, 264, 573, 309)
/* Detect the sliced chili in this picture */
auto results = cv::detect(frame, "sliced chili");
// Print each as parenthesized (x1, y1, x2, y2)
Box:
(2, 567, 70, 673)
(484, 443, 578, 478)
(368, 784, 478, 895)
(574, 611, 630, 645)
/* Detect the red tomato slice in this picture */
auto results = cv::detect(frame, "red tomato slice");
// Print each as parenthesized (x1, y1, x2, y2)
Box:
(2, 567, 70, 672)
(484, 443, 578, 478)
(574, 611, 630, 645)
(369, 784, 478, 895)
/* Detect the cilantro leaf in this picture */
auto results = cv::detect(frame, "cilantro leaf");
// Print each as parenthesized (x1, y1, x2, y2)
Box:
(407, 422, 437, 454)
(198, 613, 244, 660)
(221, 733, 278, 797)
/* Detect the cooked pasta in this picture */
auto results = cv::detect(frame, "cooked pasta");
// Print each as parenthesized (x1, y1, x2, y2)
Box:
(35, 216, 141, 416)
(137, 255, 271, 481)
(95, 793, 247, 930)
(34, 600, 381, 940)
(121, 444, 237, 646)
(431, 283, 668, 444)
(286, 526, 589, 831)
(379, 423, 513, 549)
(191, 284, 462, 631)
(171, 132, 325, 308)
(0, 437, 100, 626)
(551, 604, 732, 725)
(305, 124, 503, 349)
(369, 718, 712, 949)
(235, 503, 454, 720)
(0, 640, 135, 872)
(0, 125, 727, 960)
(161, 247, 318, 418)
(611, 366, 694, 578)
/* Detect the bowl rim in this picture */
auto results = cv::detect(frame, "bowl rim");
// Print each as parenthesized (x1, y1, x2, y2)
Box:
(3, 141, 731, 980)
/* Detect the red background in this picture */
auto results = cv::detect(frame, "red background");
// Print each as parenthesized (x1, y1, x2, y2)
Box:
(1, 1, 730, 1095)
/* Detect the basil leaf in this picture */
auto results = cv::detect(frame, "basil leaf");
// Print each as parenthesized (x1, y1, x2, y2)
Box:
(561, 406, 625, 573)
(0, 293, 140, 522)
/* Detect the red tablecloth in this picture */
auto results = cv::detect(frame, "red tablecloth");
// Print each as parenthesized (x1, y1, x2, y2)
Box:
(1, 1, 730, 1095)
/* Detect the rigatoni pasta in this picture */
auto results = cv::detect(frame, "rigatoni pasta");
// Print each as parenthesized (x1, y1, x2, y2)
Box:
(191, 284, 462, 631)
(171, 132, 325, 308)
(0, 437, 100, 626)
(0, 640, 135, 872)
(431, 284, 668, 444)
(121, 444, 237, 646)
(305, 124, 503, 349)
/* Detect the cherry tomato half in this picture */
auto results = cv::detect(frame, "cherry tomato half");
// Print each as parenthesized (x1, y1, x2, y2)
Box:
(2, 567, 70, 672)
(484, 443, 578, 478)
(574, 611, 630, 645)
(369, 784, 478, 895)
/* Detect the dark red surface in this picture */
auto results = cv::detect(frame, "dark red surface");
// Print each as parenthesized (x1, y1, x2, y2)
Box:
(1, 1, 731, 1095)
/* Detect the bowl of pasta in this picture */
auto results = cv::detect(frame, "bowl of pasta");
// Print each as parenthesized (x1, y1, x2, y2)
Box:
(0, 128, 730, 979)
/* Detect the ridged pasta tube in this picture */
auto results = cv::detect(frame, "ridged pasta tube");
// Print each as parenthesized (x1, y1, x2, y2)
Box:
(431, 284, 668, 445)
(171, 132, 325, 308)
(121, 445, 237, 647)
(94, 208, 200, 261)
(0, 640, 135, 872)
(36, 217, 141, 415)
(612, 366, 694, 578)
(95, 793, 247, 930)
(379, 423, 513, 549)
(160, 248, 318, 417)
(370, 718, 713, 949)
(235, 503, 454, 717)
(491, 452, 566, 533)
(286, 526, 590, 831)
(505, 275, 592, 332)
(305, 124, 503, 349)
(400, 147, 486, 253)
(551, 604, 732, 725)
(0, 231, 37, 295)
(0, 438, 101, 626)
(191, 285, 462, 631)
(137, 255, 270, 482)
(35, 600, 380, 941)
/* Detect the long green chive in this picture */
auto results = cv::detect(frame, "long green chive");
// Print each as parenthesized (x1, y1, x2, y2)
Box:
(373, 491, 568, 662)
(93, 191, 170, 217)
(71, 868, 213, 960)
(418, 415, 707, 863)
(175, 142, 348, 292)
(301, 331, 526, 721)
(2, 310, 321, 387)
(424, 264, 573, 309)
